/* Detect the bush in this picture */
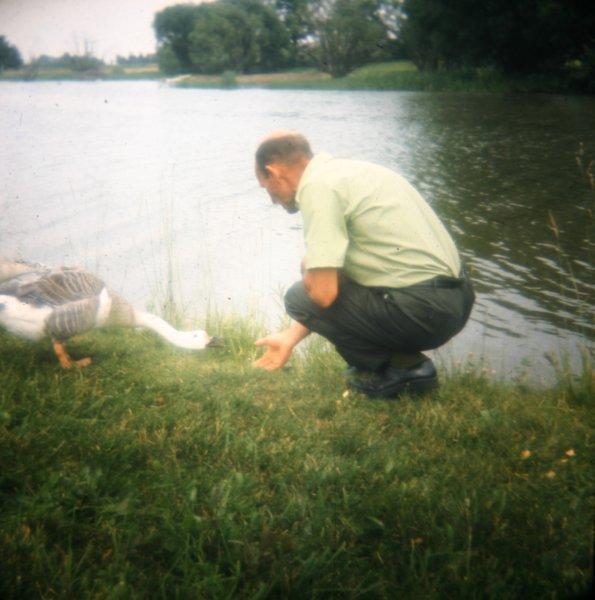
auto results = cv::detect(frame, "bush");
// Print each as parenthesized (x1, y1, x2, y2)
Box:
(221, 70, 237, 87)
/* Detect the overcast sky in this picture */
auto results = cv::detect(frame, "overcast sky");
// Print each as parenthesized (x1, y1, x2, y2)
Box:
(0, 0, 209, 62)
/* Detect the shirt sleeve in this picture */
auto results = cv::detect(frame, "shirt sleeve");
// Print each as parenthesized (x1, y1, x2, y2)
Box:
(299, 182, 348, 269)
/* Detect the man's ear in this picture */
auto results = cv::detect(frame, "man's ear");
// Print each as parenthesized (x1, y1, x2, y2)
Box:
(265, 163, 283, 179)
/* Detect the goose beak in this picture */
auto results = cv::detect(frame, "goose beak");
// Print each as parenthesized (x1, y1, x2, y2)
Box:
(206, 335, 224, 348)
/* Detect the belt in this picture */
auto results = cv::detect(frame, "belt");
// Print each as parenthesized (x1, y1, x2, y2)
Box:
(388, 268, 468, 291)
(412, 274, 466, 289)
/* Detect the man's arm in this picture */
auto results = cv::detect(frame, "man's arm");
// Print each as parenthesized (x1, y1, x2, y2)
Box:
(303, 267, 339, 308)
(253, 267, 338, 371)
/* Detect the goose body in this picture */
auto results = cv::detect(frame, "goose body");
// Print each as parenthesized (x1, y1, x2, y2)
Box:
(0, 258, 216, 367)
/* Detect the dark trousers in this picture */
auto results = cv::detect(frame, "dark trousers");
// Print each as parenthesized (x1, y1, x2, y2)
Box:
(284, 275, 475, 372)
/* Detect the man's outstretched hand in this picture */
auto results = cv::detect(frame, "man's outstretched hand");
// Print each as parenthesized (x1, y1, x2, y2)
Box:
(253, 331, 294, 370)
(253, 322, 311, 371)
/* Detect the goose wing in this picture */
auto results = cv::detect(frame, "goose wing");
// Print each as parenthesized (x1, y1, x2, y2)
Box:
(45, 294, 102, 340)
(0, 257, 49, 283)
(0, 267, 105, 307)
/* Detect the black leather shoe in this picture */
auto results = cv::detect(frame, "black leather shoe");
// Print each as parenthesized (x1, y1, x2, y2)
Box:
(348, 358, 438, 399)
(342, 365, 380, 378)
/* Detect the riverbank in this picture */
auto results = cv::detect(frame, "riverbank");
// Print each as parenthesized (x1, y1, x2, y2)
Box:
(1, 322, 592, 597)
(2, 61, 592, 93)
(177, 62, 594, 94)
(0, 64, 162, 82)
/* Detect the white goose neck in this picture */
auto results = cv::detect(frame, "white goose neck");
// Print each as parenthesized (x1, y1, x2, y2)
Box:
(134, 311, 183, 346)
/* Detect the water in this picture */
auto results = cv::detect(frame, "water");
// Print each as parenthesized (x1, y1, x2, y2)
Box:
(1, 81, 593, 380)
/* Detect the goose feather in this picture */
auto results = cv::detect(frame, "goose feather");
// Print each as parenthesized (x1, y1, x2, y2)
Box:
(0, 257, 218, 367)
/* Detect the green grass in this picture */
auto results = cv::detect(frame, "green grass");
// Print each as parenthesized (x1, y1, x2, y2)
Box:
(0, 323, 593, 598)
(175, 61, 593, 93)
(0, 65, 162, 82)
(4, 60, 591, 93)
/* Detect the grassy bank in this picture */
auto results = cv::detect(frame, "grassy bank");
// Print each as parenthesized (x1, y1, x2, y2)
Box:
(3, 61, 592, 93)
(0, 64, 162, 82)
(0, 321, 593, 598)
(173, 61, 593, 93)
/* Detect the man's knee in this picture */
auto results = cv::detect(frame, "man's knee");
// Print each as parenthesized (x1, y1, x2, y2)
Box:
(284, 281, 313, 321)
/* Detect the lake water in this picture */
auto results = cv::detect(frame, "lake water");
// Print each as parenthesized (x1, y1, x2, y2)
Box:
(1, 81, 593, 381)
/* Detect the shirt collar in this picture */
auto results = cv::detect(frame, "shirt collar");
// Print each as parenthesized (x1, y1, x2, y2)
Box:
(296, 152, 333, 204)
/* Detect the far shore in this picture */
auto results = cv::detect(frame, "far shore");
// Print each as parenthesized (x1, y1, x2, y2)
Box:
(1, 61, 592, 94)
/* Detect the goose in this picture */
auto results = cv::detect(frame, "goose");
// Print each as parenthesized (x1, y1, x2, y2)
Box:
(0, 257, 220, 368)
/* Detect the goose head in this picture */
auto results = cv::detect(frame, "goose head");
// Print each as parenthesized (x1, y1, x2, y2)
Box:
(172, 330, 223, 350)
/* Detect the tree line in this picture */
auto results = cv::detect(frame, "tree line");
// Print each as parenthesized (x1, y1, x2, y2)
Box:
(2, 1, 593, 85)
(28, 53, 105, 72)
(401, 0, 594, 76)
(0, 36, 23, 71)
(154, 0, 401, 77)
(154, 0, 594, 82)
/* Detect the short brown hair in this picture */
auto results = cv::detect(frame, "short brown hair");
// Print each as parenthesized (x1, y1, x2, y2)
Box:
(255, 133, 313, 175)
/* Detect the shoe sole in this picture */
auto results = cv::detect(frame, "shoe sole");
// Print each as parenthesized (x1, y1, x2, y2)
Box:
(350, 376, 439, 399)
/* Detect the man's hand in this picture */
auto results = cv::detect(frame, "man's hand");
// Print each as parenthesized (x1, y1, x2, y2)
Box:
(253, 321, 310, 371)
(253, 331, 295, 370)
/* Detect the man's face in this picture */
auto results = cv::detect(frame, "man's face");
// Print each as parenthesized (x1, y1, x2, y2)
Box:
(256, 164, 299, 214)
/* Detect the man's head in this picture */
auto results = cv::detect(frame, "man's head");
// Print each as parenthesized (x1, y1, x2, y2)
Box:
(255, 131, 313, 214)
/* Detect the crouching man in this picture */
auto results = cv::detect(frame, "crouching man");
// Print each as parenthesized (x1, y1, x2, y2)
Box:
(252, 131, 474, 399)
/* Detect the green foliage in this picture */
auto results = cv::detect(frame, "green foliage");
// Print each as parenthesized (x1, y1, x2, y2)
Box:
(229, 0, 292, 72)
(401, 0, 595, 80)
(153, 3, 204, 71)
(151, 0, 593, 85)
(154, 0, 291, 75)
(0, 325, 593, 597)
(188, 1, 257, 74)
(152, 0, 394, 77)
(275, 0, 312, 66)
(63, 54, 104, 73)
(29, 53, 104, 73)
(221, 70, 238, 87)
(115, 53, 157, 67)
(175, 59, 595, 93)
(308, 0, 391, 77)
(157, 44, 183, 75)
(0, 36, 23, 70)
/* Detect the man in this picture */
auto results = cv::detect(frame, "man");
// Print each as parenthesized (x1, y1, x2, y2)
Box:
(253, 131, 474, 399)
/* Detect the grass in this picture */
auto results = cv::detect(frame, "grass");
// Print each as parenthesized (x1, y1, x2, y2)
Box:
(0, 320, 593, 598)
(173, 61, 593, 93)
(3, 60, 591, 93)
(0, 64, 162, 82)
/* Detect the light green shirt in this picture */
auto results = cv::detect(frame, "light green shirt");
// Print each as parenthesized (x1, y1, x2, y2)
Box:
(296, 153, 461, 288)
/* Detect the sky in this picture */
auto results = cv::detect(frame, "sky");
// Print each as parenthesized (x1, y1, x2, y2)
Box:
(0, 0, 210, 62)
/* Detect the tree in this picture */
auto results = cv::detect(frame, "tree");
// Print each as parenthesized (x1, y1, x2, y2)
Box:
(401, 0, 595, 76)
(29, 52, 104, 72)
(236, 0, 291, 72)
(376, 1, 408, 59)
(154, 4, 205, 72)
(0, 36, 23, 70)
(274, 0, 311, 66)
(157, 44, 184, 74)
(188, 2, 255, 73)
(116, 53, 157, 67)
(154, 0, 290, 74)
(399, 0, 487, 70)
(307, 0, 389, 77)
(483, 0, 595, 75)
